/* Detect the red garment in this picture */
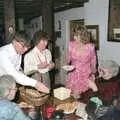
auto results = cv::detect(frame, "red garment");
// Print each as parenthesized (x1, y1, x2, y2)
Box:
(98, 82, 120, 101)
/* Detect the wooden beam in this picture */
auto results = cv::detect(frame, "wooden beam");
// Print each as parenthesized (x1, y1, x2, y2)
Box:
(4, 0, 16, 43)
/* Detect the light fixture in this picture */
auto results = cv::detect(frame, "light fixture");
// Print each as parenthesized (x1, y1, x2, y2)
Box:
(8, 26, 14, 34)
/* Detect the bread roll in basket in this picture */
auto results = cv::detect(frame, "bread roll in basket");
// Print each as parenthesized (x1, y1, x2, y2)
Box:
(19, 87, 49, 106)
(53, 87, 71, 100)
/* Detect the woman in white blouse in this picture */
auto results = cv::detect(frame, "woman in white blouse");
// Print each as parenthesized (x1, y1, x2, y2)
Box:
(24, 30, 55, 89)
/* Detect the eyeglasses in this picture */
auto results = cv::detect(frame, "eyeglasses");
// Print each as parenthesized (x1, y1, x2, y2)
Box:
(19, 42, 27, 48)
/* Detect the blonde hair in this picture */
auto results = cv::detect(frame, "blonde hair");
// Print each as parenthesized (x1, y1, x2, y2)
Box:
(72, 25, 90, 44)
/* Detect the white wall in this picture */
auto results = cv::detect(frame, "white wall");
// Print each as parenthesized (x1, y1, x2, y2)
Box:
(55, 7, 84, 56)
(54, 8, 84, 84)
(25, 16, 42, 39)
(84, 0, 120, 64)
(55, 0, 120, 65)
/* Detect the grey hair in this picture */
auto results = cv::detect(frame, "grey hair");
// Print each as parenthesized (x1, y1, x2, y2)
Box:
(0, 75, 16, 98)
(99, 60, 119, 78)
(12, 31, 31, 47)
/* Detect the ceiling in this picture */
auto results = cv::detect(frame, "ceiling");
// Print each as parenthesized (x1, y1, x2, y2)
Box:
(0, 0, 89, 28)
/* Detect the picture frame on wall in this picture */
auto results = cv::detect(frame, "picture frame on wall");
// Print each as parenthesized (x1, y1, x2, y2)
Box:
(86, 25, 99, 50)
(108, 0, 120, 42)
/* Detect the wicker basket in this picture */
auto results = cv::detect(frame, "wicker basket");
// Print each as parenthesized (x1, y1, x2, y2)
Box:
(53, 96, 75, 106)
(19, 87, 49, 107)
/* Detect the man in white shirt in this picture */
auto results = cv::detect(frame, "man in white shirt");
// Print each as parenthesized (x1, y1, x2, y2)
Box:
(0, 32, 49, 93)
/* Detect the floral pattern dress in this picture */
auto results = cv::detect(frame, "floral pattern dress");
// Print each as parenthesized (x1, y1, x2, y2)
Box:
(65, 41, 96, 95)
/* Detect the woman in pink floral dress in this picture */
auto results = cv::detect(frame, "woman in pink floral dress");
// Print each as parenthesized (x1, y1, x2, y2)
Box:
(65, 25, 98, 98)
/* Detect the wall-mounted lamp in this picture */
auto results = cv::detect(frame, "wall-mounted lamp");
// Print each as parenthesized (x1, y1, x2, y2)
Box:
(8, 26, 14, 34)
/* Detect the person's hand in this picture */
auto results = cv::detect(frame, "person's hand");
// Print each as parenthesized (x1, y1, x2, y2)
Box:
(98, 68, 105, 77)
(89, 74, 95, 81)
(35, 81, 50, 93)
(48, 62, 55, 70)
(98, 68, 112, 80)
(102, 69, 112, 80)
(37, 61, 48, 69)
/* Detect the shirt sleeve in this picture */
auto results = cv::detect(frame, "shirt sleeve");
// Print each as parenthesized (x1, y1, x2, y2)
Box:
(45, 49, 52, 63)
(24, 53, 38, 75)
(90, 44, 97, 73)
(0, 54, 37, 87)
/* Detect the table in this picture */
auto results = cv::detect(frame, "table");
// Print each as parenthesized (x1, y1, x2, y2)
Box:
(41, 96, 80, 120)
(17, 86, 82, 120)
(17, 86, 49, 120)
